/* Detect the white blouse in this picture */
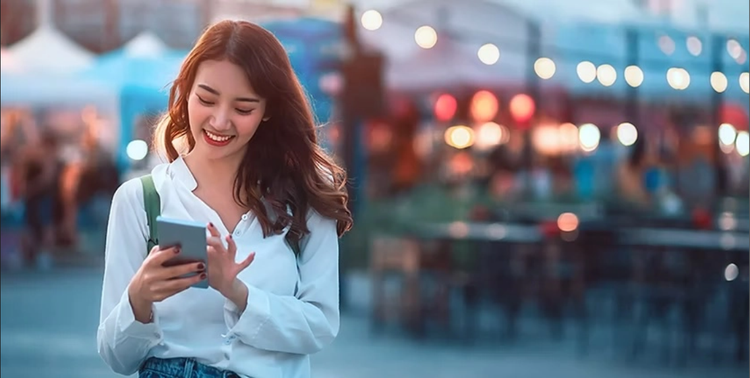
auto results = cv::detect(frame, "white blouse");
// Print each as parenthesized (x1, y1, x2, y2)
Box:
(97, 157, 340, 378)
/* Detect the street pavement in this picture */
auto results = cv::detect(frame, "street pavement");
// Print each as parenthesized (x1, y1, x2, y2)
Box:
(1, 266, 746, 378)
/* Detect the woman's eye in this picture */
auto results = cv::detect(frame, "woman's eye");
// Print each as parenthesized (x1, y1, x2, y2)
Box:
(197, 96, 214, 105)
(236, 109, 253, 115)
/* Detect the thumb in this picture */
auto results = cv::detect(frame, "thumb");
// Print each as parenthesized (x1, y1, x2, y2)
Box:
(150, 245, 180, 265)
(238, 252, 256, 271)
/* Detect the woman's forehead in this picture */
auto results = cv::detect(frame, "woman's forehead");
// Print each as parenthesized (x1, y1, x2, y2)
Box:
(193, 59, 259, 98)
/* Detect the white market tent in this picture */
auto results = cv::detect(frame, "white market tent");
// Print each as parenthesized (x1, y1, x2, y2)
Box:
(7, 25, 95, 75)
(122, 31, 170, 57)
(6, 0, 93, 74)
(2, 27, 114, 107)
(2, 0, 115, 107)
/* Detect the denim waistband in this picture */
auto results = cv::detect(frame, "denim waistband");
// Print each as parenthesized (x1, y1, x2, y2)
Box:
(140, 357, 241, 378)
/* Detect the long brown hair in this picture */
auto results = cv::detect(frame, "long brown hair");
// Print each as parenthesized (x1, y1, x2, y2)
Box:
(152, 20, 352, 246)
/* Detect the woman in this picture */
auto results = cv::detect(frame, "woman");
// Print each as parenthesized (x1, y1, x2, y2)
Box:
(97, 20, 353, 378)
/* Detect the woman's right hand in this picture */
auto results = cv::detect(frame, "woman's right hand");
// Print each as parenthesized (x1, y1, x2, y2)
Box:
(127, 246, 206, 322)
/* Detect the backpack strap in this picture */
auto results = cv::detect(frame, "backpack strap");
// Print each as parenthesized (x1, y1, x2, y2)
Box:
(140, 174, 161, 254)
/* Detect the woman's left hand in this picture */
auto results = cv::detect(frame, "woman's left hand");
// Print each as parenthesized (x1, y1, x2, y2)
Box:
(206, 223, 256, 297)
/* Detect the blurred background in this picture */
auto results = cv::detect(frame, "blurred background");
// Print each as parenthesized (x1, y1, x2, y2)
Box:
(0, 0, 748, 377)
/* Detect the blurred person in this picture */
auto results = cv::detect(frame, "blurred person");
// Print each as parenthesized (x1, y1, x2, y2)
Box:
(56, 137, 86, 246)
(487, 144, 521, 201)
(97, 20, 353, 378)
(617, 135, 650, 206)
(13, 130, 64, 269)
(1, 111, 38, 205)
(58, 124, 119, 247)
(549, 156, 574, 198)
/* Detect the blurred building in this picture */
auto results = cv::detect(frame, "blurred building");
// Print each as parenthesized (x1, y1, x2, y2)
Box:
(1, 0, 208, 52)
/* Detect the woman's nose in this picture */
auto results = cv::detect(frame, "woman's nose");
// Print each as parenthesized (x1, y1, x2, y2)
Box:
(209, 111, 231, 131)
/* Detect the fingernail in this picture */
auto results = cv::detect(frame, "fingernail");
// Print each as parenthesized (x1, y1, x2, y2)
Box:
(197, 263, 205, 270)
(174, 248, 180, 254)
(228, 234, 233, 239)
(208, 222, 214, 228)
(200, 273, 207, 279)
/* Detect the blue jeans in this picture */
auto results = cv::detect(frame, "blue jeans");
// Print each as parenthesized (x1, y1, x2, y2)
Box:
(138, 357, 241, 378)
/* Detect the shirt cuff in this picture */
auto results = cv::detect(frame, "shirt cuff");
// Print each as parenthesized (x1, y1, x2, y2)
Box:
(224, 280, 271, 339)
(116, 288, 163, 341)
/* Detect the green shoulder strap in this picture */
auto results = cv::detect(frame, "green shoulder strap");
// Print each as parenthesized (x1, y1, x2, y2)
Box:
(140, 174, 161, 254)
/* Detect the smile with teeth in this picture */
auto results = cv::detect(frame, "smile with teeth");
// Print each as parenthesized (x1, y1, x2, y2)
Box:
(204, 129, 234, 142)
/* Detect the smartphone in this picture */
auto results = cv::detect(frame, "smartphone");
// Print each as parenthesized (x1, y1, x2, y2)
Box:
(156, 215, 209, 289)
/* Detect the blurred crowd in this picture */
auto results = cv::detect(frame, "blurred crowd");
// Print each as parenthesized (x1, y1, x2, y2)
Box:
(1, 110, 117, 268)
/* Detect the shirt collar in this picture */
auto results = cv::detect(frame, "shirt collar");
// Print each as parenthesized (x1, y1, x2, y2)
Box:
(168, 155, 198, 191)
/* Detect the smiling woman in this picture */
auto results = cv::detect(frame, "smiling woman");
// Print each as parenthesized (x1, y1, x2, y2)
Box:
(97, 20, 353, 378)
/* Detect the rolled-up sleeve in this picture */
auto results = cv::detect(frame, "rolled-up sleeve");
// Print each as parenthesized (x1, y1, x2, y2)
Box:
(223, 211, 340, 355)
(97, 178, 163, 375)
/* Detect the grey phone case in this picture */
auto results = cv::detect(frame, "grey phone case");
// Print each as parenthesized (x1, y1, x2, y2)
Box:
(157, 216, 209, 289)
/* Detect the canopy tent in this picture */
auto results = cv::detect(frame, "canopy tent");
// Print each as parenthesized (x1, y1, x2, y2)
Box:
(1, 0, 109, 106)
(82, 32, 186, 169)
(88, 31, 182, 87)
(121, 31, 170, 57)
(7, 25, 94, 75)
(2, 25, 105, 106)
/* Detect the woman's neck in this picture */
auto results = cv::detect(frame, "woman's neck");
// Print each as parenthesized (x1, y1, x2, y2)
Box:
(183, 152, 243, 191)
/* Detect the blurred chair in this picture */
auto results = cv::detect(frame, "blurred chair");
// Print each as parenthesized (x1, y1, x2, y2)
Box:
(369, 235, 466, 339)
(369, 236, 422, 334)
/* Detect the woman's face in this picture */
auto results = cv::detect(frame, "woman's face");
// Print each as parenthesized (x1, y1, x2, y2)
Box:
(187, 59, 268, 162)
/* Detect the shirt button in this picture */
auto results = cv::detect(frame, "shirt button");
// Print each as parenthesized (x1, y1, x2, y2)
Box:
(241, 214, 248, 221)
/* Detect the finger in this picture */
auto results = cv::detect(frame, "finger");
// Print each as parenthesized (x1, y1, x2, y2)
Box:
(148, 245, 161, 255)
(207, 245, 216, 258)
(206, 236, 225, 252)
(163, 261, 205, 280)
(226, 235, 237, 257)
(206, 222, 221, 238)
(148, 245, 180, 265)
(156, 279, 192, 300)
(238, 252, 256, 271)
(161, 272, 207, 294)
